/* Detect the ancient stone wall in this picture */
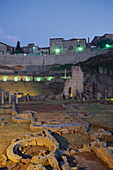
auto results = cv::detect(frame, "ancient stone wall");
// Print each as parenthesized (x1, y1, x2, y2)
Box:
(85, 72, 113, 97)
(0, 48, 110, 70)
(64, 66, 84, 97)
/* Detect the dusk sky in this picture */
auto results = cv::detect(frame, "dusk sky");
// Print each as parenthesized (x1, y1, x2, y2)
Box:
(0, 0, 113, 47)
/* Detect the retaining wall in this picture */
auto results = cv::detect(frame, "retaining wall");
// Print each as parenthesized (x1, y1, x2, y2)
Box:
(0, 48, 110, 67)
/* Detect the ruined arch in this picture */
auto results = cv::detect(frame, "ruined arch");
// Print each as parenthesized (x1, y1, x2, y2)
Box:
(14, 65, 24, 73)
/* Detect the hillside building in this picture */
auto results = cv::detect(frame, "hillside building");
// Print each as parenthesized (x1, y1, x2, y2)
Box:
(0, 42, 14, 54)
(22, 43, 40, 54)
(91, 34, 113, 47)
(50, 38, 86, 55)
(22, 43, 50, 55)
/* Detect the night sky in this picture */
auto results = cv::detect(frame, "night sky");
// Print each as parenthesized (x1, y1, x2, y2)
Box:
(0, 0, 113, 47)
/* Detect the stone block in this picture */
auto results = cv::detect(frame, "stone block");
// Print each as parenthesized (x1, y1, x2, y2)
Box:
(108, 146, 113, 152)
(70, 149, 78, 154)
(48, 155, 59, 168)
(31, 156, 48, 165)
(61, 128, 69, 134)
(61, 162, 71, 170)
(27, 163, 46, 170)
(11, 139, 19, 144)
(90, 141, 98, 148)
(89, 134, 99, 141)
(2, 154, 8, 165)
(12, 110, 18, 115)
(78, 148, 85, 153)
(56, 131, 62, 135)
(93, 145, 113, 169)
(1, 122, 6, 126)
(21, 158, 31, 164)
(83, 144, 91, 151)
(72, 167, 78, 170)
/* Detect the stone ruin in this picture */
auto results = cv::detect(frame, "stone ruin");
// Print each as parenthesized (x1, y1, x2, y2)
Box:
(1, 100, 113, 169)
(12, 109, 89, 135)
(6, 129, 77, 169)
(3, 113, 113, 169)
(64, 66, 84, 99)
(7, 129, 59, 168)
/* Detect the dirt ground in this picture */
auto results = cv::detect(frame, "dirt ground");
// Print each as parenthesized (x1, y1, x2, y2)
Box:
(16, 103, 66, 113)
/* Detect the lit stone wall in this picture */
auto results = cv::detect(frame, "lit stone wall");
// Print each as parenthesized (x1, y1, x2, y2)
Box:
(64, 66, 84, 97)
(0, 48, 110, 73)
(50, 38, 86, 55)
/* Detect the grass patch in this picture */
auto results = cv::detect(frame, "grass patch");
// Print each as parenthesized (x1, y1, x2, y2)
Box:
(62, 133, 91, 146)
(80, 103, 113, 133)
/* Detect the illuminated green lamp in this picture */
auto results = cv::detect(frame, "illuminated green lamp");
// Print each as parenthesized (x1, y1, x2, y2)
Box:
(33, 47, 35, 49)
(76, 46, 84, 52)
(61, 76, 71, 79)
(3, 76, 8, 81)
(35, 77, 42, 81)
(25, 76, 31, 81)
(14, 76, 19, 81)
(46, 77, 55, 81)
(105, 44, 112, 48)
(54, 48, 61, 54)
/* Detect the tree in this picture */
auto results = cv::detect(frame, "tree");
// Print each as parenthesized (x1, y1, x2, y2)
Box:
(15, 41, 23, 54)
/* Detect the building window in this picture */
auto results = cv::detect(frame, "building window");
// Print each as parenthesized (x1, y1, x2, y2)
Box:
(69, 46, 73, 50)
(76, 45, 80, 47)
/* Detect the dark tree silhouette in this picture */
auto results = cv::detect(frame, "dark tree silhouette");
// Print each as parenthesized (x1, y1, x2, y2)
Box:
(15, 41, 23, 53)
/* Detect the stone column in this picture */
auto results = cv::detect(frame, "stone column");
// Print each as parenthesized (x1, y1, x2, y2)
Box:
(9, 90, 12, 104)
(2, 91, 4, 104)
(105, 90, 107, 100)
(12, 102, 15, 110)
(64, 69, 66, 79)
(16, 92, 18, 104)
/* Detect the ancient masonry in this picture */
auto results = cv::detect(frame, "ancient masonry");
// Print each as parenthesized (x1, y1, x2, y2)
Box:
(64, 66, 84, 97)
(1, 102, 113, 169)
(0, 48, 109, 74)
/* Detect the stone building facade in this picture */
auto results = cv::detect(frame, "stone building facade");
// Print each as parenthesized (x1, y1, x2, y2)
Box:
(84, 67, 113, 98)
(39, 47, 50, 56)
(0, 42, 7, 54)
(50, 38, 86, 55)
(64, 66, 84, 98)
(22, 44, 50, 55)
(22, 43, 40, 54)
(91, 34, 113, 46)
(0, 42, 14, 54)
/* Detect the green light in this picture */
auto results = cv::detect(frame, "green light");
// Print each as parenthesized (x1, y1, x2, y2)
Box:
(33, 47, 35, 49)
(25, 76, 31, 81)
(35, 77, 42, 81)
(14, 76, 19, 81)
(3, 76, 8, 81)
(55, 49, 60, 53)
(45, 77, 55, 81)
(105, 44, 113, 48)
(61, 76, 71, 79)
(76, 46, 84, 52)
(54, 48, 61, 54)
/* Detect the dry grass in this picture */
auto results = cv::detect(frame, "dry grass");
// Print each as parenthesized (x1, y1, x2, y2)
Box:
(34, 111, 77, 123)
(62, 133, 91, 146)
(0, 114, 32, 166)
(0, 82, 53, 95)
